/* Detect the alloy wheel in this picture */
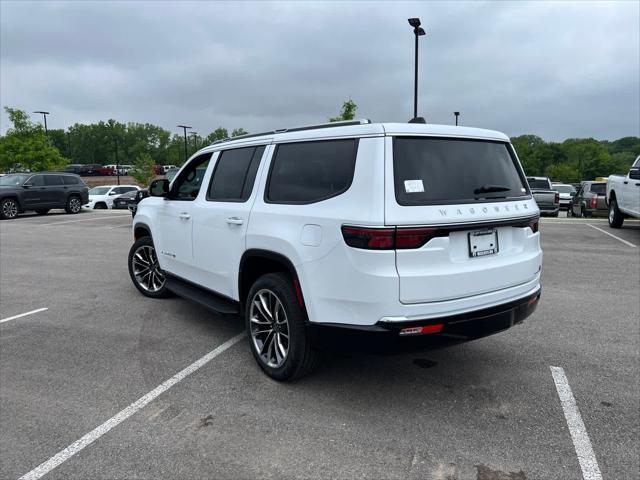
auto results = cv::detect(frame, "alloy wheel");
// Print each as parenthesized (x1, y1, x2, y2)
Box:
(249, 289, 290, 368)
(131, 245, 165, 292)
(2, 200, 18, 218)
(69, 197, 81, 213)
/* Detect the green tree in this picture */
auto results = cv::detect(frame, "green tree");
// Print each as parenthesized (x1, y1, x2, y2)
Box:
(129, 153, 156, 186)
(231, 128, 248, 137)
(0, 107, 68, 172)
(330, 98, 357, 122)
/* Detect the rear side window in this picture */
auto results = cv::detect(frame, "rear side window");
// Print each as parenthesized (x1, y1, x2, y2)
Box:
(62, 175, 80, 185)
(44, 175, 63, 186)
(589, 183, 606, 195)
(394, 137, 528, 206)
(27, 175, 45, 186)
(266, 139, 358, 204)
(207, 146, 265, 202)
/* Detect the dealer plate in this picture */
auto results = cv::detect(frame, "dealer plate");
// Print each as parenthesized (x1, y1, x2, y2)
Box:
(468, 228, 499, 257)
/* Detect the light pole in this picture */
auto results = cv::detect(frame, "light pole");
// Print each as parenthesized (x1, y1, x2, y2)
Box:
(190, 131, 199, 154)
(407, 18, 425, 123)
(454, 111, 460, 126)
(113, 137, 121, 186)
(34, 111, 50, 135)
(177, 125, 191, 163)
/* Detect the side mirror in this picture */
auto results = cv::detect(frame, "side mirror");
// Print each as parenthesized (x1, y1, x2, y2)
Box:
(23, 184, 32, 189)
(149, 179, 169, 197)
(629, 168, 640, 180)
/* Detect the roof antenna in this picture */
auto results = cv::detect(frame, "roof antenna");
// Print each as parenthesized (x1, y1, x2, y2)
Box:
(408, 17, 426, 124)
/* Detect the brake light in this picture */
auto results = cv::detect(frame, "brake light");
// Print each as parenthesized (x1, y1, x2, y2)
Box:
(528, 216, 539, 233)
(341, 226, 395, 250)
(554, 193, 560, 204)
(590, 196, 597, 209)
(341, 226, 444, 250)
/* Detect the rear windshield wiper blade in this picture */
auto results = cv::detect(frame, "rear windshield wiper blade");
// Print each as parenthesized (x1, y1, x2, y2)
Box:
(474, 184, 512, 195)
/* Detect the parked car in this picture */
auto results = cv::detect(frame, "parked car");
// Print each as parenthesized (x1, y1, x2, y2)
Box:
(165, 167, 179, 182)
(84, 185, 140, 209)
(163, 165, 177, 174)
(128, 120, 542, 380)
(527, 176, 559, 216)
(78, 164, 102, 176)
(95, 165, 115, 176)
(64, 164, 84, 174)
(606, 156, 640, 228)
(112, 189, 139, 210)
(0, 172, 88, 219)
(128, 188, 149, 217)
(153, 164, 165, 175)
(551, 183, 576, 210)
(568, 181, 608, 218)
(115, 164, 133, 176)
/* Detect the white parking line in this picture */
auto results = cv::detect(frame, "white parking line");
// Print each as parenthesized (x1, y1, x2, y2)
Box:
(587, 223, 638, 248)
(18, 332, 245, 480)
(0, 308, 48, 324)
(38, 215, 131, 227)
(550, 366, 603, 480)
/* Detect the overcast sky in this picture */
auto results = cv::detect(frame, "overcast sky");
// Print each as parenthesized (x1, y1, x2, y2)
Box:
(1, 1, 638, 141)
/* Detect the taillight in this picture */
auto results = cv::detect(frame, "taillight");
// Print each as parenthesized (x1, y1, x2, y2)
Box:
(395, 227, 439, 249)
(341, 226, 444, 250)
(341, 226, 395, 250)
(528, 216, 539, 233)
(590, 196, 597, 209)
(554, 193, 560, 204)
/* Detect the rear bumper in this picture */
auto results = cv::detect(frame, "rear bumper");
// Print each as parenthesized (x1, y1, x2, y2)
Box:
(538, 205, 559, 215)
(308, 288, 540, 350)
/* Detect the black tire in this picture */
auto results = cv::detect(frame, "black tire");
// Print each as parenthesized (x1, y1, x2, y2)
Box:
(0, 198, 19, 219)
(567, 206, 573, 218)
(94, 202, 107, 210)
(245, 273, 318, 381)
(128, 236, 172, 298)
(581, 206, 588, 218)
(608, 197, 624, 228)
(551, 211, 559, 217)
(65, 195, 82, 214)
(35, 209, 50, 215)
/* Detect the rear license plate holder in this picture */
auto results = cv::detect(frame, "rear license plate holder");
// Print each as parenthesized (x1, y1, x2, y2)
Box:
(468, 228, 499, 257)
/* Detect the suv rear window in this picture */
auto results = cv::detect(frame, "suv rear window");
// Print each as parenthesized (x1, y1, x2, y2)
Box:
(266, 139, 358, 204)
(393, 137, 528, 206)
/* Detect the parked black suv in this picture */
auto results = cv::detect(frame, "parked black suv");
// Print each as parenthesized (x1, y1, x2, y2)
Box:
(0, 173, 89, 219)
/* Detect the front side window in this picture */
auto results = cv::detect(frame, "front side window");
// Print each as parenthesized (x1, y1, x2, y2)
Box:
(394, 137, 528, 206)
(266, 139, 358, 204)
(26, 175, 45, 187)
(207, 146, 265, 202)
(170, 153, 212, 200)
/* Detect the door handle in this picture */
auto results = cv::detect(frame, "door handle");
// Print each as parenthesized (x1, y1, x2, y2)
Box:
(635, 183, 640, 186)
(226, 217, 244, 225)
(623, 181, 628, 184)
(179, 212, 191, 220)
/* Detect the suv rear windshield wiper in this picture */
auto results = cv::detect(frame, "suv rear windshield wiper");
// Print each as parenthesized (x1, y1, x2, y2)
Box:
(473, 184, 512, 195)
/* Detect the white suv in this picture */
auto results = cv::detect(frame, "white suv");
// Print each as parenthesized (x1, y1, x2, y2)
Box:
(128, 120, 542, 380)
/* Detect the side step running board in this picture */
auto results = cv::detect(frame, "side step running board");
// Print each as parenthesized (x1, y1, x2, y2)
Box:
(165, 275, 240, 315)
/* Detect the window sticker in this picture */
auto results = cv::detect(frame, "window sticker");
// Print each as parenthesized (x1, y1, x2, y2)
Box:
(404, 179, 424, 193)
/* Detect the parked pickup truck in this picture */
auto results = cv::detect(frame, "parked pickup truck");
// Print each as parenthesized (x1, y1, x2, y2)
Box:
(606, 156, 640, 228)
(527, 177, 559, 217)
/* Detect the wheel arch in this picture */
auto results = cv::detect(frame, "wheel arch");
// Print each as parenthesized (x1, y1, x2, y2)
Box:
(0, 194, 23, 210)
(133, 222, 152, 241)
(239, 249, 305, 310)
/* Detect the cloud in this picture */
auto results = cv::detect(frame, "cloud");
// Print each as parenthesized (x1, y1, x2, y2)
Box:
(1, 0, 638, 140)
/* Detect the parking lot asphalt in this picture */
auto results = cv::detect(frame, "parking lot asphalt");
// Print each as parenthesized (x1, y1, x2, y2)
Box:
(1, 210, 638, 480)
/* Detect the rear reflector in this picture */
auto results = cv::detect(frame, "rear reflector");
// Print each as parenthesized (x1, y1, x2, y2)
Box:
(527, 295, 539, 306)
(399, 324, 444, 336)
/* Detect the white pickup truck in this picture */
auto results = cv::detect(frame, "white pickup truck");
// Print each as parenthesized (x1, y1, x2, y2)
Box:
(606, 155, 640, 228)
